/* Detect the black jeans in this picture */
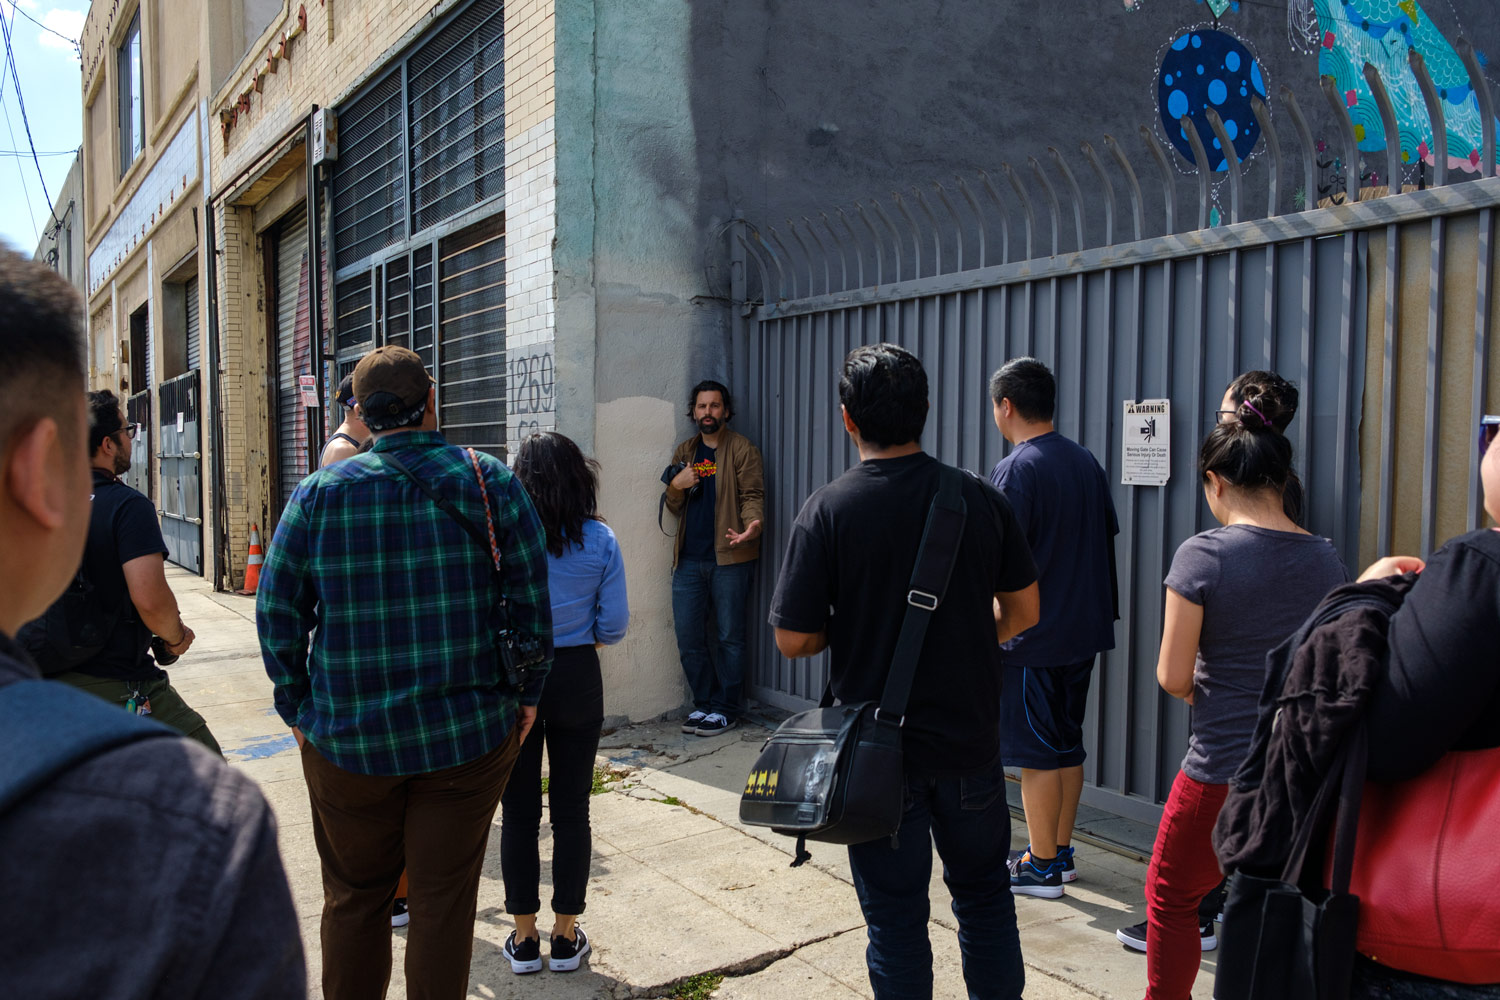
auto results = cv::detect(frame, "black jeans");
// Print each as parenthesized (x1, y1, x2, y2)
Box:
(499, 645, 604, 916)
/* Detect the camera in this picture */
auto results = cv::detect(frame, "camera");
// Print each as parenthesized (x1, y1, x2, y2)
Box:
(151, 635, 180, 667)
(661, 461, 701, 496)
(497, 628, 547, 690)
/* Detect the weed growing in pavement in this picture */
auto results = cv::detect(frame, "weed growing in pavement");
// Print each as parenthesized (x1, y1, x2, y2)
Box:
(669, 972, 724, 1000)
(591, 766, 624, 795)
(652, 795, 683, 807)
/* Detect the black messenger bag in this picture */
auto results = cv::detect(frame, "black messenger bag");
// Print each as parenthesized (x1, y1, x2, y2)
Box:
(739, 465, 967, 866)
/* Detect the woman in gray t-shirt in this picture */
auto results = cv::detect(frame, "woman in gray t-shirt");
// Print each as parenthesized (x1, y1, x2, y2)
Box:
(1141, 403, 1348, 1000)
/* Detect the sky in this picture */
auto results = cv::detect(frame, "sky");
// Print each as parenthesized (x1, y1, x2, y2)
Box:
(0, 0, 86, 257)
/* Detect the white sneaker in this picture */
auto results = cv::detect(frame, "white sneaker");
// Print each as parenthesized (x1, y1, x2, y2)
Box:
(681, 711, 708, 734)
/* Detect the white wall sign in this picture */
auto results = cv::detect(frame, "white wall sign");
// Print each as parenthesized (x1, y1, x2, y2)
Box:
(299, 374, 320, 408)
(1122, 399, 1171, 486)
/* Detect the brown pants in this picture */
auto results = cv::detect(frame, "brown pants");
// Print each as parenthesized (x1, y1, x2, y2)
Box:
(301, 728, 523, 1000)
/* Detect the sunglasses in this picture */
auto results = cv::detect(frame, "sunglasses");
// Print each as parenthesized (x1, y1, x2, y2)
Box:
(1481, 415, 1500, 462)
(1215, 409, 1237, 424)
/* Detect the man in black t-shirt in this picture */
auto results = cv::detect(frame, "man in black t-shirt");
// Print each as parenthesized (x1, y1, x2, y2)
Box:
(770, 344, 1039, 1000)
(50, 391, 219, 753)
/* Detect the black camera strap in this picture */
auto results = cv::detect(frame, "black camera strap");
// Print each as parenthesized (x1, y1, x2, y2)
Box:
(381, 450, 513, 622)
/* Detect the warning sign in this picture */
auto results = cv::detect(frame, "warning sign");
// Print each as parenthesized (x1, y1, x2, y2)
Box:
(299, 374, 320, 408)
(1122, 399, 1170, 486)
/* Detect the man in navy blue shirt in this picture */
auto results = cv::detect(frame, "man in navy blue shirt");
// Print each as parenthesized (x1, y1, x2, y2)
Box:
(989, 358, 1119, 898)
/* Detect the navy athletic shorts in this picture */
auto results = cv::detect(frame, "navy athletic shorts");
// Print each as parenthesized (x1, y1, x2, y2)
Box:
(1000, 658, 1095, 770)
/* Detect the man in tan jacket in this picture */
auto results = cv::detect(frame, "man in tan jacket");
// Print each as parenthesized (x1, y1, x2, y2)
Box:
(663, 379, 764, 736)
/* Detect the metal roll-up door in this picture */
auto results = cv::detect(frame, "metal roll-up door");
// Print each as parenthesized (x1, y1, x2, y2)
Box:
(185, 277, 200, 372)
(273, 207, 311, 510)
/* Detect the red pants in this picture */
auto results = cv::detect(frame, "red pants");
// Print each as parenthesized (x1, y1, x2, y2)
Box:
(1145, 770, 1229, 1000)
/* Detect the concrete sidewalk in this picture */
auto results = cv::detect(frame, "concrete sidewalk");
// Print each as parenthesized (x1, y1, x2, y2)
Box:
(167, 567, 1216, 999)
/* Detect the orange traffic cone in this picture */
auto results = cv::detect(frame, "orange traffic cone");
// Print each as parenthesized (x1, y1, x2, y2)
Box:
(236, 524, 264, 595)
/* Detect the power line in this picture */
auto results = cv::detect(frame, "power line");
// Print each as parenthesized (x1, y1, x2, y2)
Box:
(0, 2, 61, 231)
(2, 1, 80, 52)
(0, 77, 38, 243)
(0, 147, 76, 156)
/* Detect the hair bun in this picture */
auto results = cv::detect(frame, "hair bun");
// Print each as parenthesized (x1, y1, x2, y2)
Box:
(1238, 397, 1274, 430)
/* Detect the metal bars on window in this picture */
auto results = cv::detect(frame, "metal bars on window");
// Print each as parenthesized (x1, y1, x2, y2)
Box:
(332, 74, 405, 271)
(437, 215, 506, 456)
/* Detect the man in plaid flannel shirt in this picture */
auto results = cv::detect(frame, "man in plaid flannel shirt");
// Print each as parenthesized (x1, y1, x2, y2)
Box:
(257, 345, 552, 1000)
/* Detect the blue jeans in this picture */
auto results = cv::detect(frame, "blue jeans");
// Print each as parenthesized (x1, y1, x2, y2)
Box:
(847, 758, 1024, 1000)
(671, 558, 755, 718)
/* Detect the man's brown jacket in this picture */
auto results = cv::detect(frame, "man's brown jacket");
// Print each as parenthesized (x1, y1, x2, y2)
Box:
(663, 427, 764, 568)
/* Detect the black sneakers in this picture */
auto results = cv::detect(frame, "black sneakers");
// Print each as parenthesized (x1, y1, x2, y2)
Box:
(550, 926, 591, 972)
(681, 710, 708, 734)
(504, 931, 543, 974)
(1115, 919, 1218, 952)
(695, 713, 737, 736)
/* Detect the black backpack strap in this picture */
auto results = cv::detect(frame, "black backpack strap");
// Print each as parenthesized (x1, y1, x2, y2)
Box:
(876, 464, 968, 726)
(382, 451, 502, 586)
(0, 680, 177, 814)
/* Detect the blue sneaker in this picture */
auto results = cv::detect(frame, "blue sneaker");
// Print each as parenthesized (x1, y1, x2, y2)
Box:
(1058, 844, 1077, 883)
(1009, 850, 1065, 898)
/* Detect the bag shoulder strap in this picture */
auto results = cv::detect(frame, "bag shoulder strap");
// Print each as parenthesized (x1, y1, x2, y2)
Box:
(873, 463, 968, 725)
(0, 679, 176, 815)
(382, 450, 500, 578)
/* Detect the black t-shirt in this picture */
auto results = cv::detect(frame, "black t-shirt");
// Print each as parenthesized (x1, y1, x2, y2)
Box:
(769, 452, 1038, 775)
(681, 441, 719, 562)
(1367, 527, 1500, 781)
(79, 470, 169, 681)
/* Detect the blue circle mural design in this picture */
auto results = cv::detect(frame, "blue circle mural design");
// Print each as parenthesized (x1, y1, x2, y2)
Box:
(1158, 29, 1267, 171)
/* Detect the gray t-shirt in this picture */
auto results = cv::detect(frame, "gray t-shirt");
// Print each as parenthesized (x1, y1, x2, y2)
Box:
(1164, 524, 1348, 783)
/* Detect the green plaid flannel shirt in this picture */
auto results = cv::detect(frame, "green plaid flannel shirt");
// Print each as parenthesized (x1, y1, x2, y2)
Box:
(257, 431, 552, 776)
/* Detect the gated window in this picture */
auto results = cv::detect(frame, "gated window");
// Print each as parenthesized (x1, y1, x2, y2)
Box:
(330, 0, 506, 456)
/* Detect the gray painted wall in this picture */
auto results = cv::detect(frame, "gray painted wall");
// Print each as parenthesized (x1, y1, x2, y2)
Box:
(558, 0, 1500, 723)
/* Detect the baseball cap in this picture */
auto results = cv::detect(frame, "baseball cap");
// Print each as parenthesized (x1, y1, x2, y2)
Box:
(335, 373, 356, 409)
(352, 346, 435, 430)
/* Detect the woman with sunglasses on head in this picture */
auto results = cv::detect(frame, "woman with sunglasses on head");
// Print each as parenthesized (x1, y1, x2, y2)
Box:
(1217, 370, 1304, 525)
(1142, 401, 1348, 1000)
(500, 431, 628, 976)
(1334, 415, 1500, 996)
(319, 374, 371, 467)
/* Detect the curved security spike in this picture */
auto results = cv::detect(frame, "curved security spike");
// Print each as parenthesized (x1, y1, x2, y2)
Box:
(1279, 85, 1319, 211)
(893, 192, 924, 279)
(1458, 38, 1496, 179)
(912, 187, 944, 275)
(758, 228, 790, 299)
(831, 210, 859, 289)
(978, 170, 1011, 264)
(1409, 48, 1448, 187)
(1204, 108, 1243, 223)
(873, 199, 904, 283)
(802, 216, 834, 294)
(1118, 132, 1153, 239)
(1048, 147, 1087, 251)
(1320, 75, 1364, 203)
(1178, 114, 1214, 230)
(1362, 63, 1405, 196)
(786, 220, 816, 297)
(934, 183, 966, 272)
(767, 227, 797, 298)
(1081, 141, 1117, 246)
(1028, 157, 1062, 257)
(855, 201, 885, 285)
(956, 176, 987, 267)
(1250, 96, 1282, 217)
(1001, 163, 1037, 261)
(736, 233, 773, 304)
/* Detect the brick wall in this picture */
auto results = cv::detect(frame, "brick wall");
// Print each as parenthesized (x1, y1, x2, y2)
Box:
(504, 0, 557, 457)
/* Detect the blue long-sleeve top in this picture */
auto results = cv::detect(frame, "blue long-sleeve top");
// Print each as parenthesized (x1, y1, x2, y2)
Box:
(548, 518, 629, 648)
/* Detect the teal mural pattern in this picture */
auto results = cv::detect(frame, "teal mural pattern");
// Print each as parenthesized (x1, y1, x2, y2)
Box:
(1315, 0, 1498, 174)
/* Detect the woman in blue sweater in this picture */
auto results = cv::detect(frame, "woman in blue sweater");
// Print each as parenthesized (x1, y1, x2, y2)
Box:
(500, 432, 628, 975)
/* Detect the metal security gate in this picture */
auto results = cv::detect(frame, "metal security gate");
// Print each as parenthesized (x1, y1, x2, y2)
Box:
(158, 371, 203, 574)
(185, 277, 200, 372)
(124, 389, 151, 500)
(731, 67, 1500, 823)
(272, 207, 313, 510)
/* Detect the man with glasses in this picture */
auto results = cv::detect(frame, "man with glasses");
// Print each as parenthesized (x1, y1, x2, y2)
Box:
(47, 389, 219, 752)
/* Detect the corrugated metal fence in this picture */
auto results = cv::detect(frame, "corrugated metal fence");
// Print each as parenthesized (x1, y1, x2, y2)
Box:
(729, 63, 1500, 823)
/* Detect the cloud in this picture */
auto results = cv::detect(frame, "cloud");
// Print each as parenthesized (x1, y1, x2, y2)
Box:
(37, 8, 85, 56)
